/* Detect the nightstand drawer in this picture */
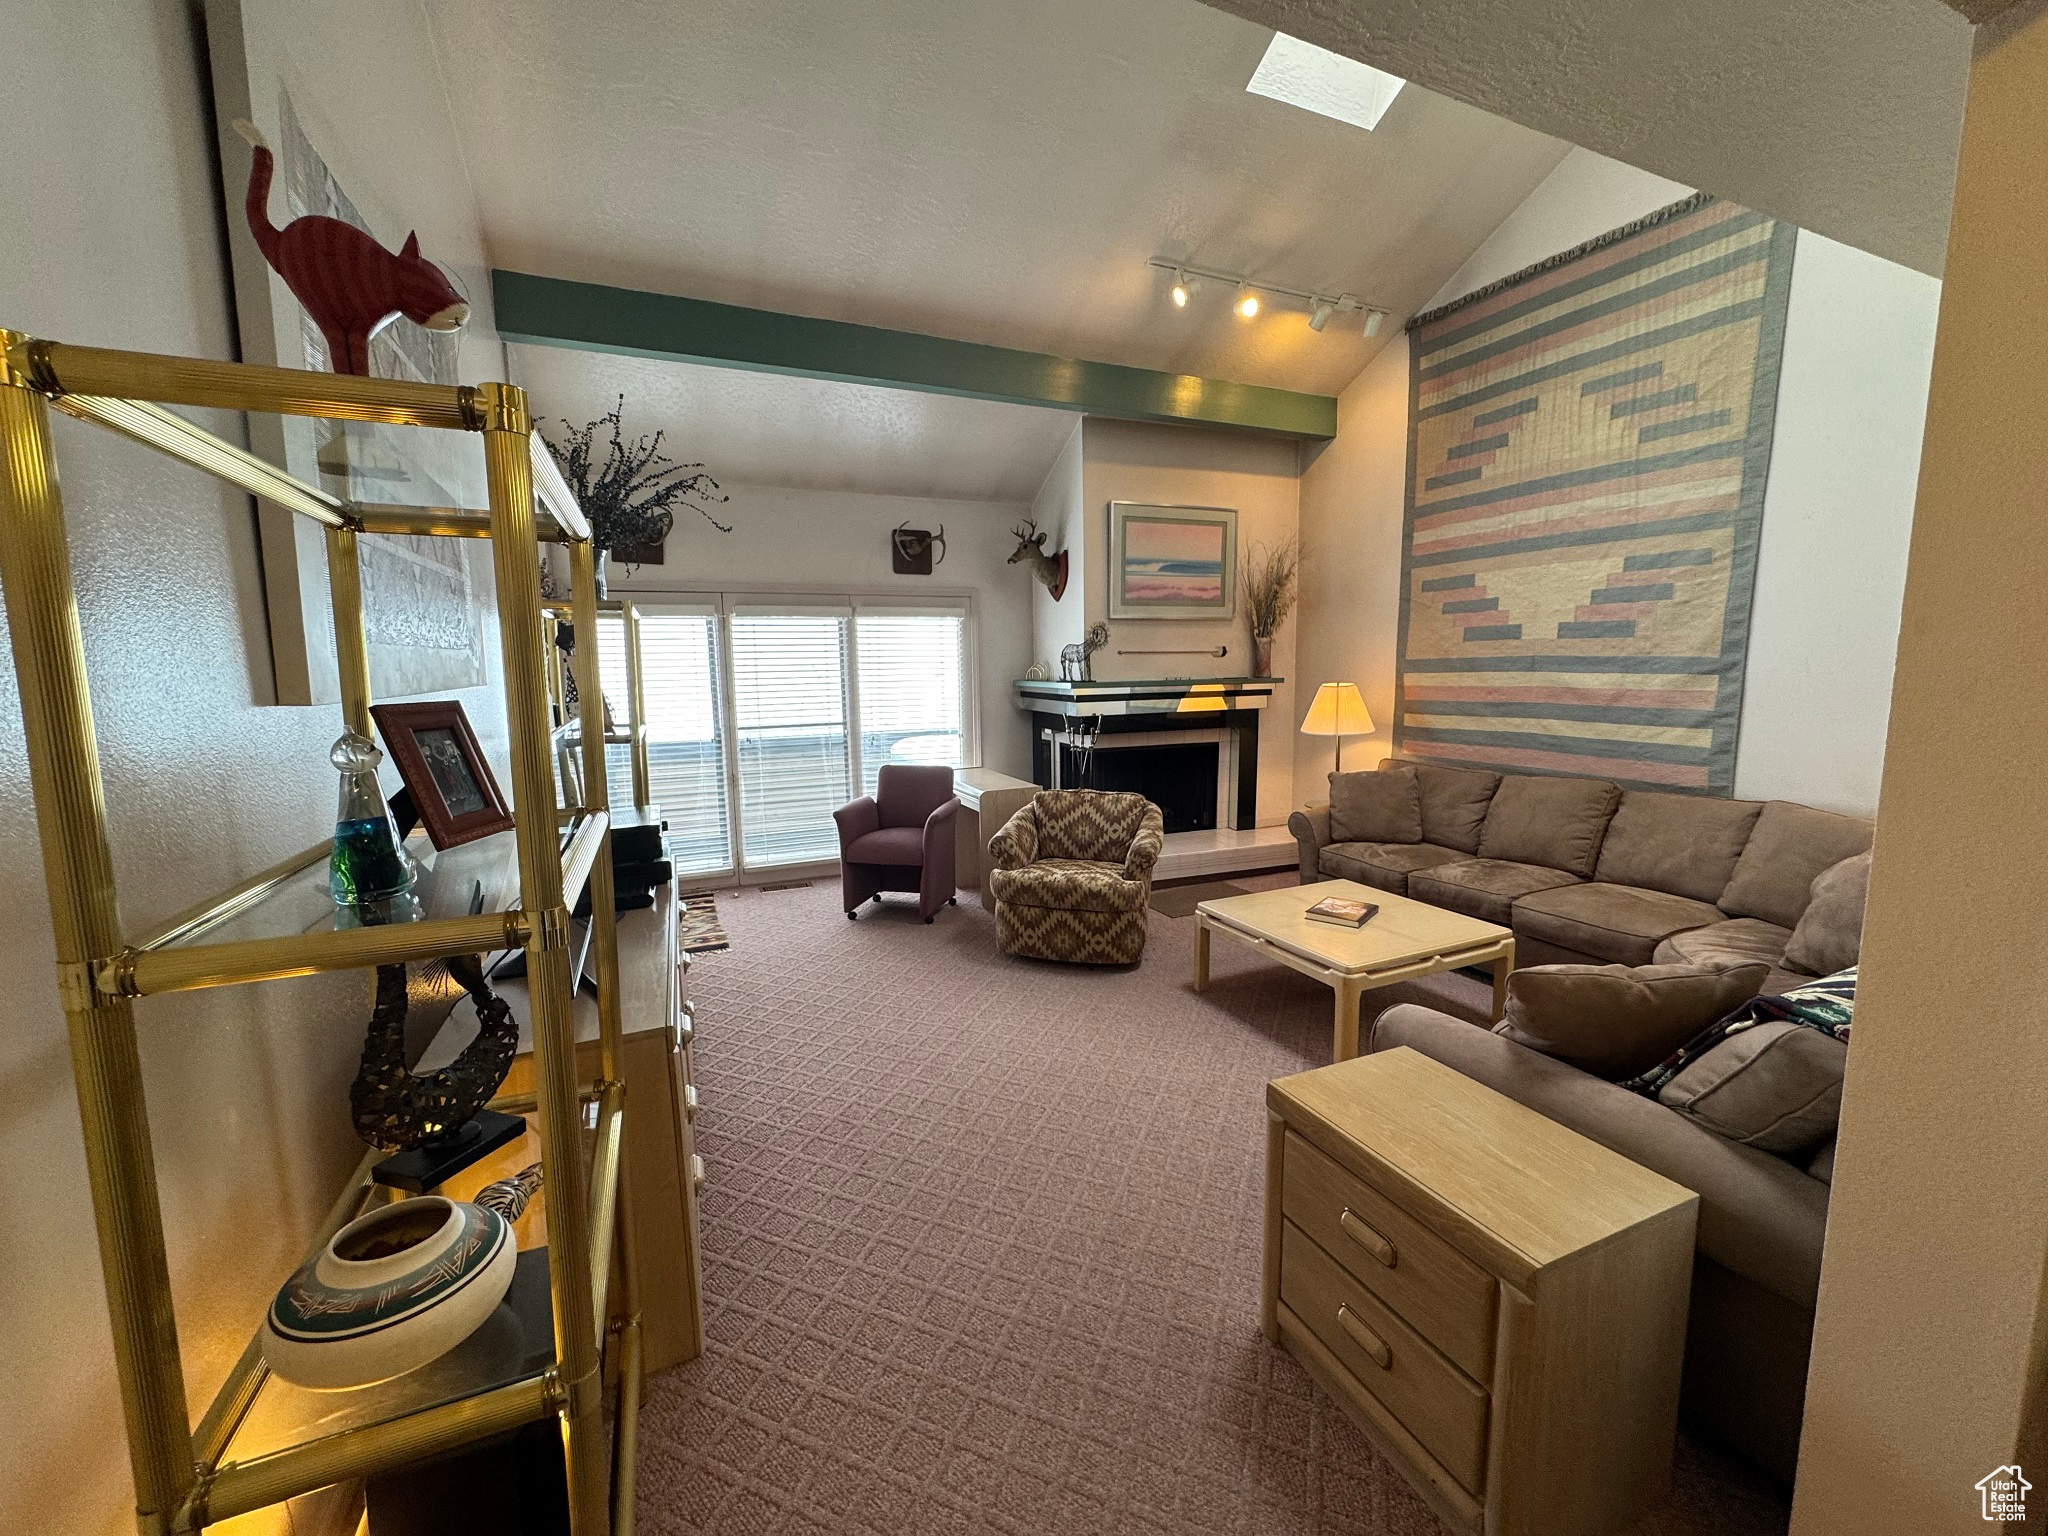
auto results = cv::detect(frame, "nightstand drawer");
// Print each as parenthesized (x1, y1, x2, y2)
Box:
(1283, 1130, 1496, 1381)
(1281, 1220, 1490, 1493)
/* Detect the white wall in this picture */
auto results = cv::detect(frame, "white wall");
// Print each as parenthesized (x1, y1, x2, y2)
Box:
(3, 3, 500, 1534)
(1735, 233, 1940, 814)
(1077, 419, 1302, 825)
(603, 483, 1036, 778)
(1294, 147, 1939, 817)
(1026, 420, 1087, 668)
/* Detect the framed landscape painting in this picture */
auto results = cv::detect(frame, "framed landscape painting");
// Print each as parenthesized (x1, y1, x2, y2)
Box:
(1108, 503, 1237, 620)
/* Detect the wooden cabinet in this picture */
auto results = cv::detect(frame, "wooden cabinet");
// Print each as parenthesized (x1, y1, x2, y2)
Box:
(493, 884, 705, 1370)
(1264, 1048, 1698, 1536)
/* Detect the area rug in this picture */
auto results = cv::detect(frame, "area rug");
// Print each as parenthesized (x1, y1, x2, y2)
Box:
(1148, 879, 1249, 919)
(677, 890, 731, 954)
(637, 879, 1791, 1535)
(1394, 193, 1797, 795)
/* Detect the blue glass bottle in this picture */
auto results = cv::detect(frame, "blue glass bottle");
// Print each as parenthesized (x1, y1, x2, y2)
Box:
(328, 732, 415, 908)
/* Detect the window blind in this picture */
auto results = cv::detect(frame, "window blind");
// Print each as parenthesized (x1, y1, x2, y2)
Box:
(726, 610, 852, 868)
(854, 611, 965, 795)
(596, 611, 732, 876)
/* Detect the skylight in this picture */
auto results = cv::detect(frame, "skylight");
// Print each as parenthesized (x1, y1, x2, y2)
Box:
(1245, 32, 1406, 133)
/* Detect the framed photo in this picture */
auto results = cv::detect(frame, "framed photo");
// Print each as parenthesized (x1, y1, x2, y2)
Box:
(371, 700, 515, 850)
(1108, 503, 1237, 620)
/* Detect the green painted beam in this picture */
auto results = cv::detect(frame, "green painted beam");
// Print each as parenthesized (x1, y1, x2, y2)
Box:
(491, 269, 1337, 441)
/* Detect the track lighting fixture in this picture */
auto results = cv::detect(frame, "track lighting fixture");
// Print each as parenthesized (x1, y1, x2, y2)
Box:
(1148, 258, 1390, 339)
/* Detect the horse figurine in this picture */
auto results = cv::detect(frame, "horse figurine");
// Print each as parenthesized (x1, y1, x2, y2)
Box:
(1008, 520, 1070, 601)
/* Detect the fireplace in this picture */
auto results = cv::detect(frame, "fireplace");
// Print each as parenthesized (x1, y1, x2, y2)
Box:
(1016, 677, 1279, 833)
(1057, 738, 1220, 833)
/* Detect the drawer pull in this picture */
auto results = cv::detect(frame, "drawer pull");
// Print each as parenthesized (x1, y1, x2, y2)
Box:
(1339, 1208, 1397, 1268)
(675, 1010, 695, 1044)
(684, 1082, 699, 1120)
(690, 1153, 706, 1194)
(1336, 1305, 1393, 1369)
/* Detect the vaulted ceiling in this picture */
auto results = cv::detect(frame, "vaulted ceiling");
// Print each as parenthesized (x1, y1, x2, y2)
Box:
(423, 0, 1570, 404)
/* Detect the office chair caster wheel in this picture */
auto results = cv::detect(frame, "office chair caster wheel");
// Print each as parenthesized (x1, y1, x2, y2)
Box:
(924, 915, 935, 924)
(846, 910, 858, 920)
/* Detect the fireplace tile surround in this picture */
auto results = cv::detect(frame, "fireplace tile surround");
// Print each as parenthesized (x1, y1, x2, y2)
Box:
(1015, 677, 1279, 835)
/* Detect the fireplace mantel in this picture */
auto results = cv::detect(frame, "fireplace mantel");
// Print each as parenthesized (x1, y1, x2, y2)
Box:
(1013, 677, 1282, 716)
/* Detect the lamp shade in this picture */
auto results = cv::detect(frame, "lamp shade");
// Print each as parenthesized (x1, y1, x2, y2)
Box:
(1300, 682, 1374, 737)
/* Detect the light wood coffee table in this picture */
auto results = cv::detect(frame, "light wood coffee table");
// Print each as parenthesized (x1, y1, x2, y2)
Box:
(1195, 879, 1514, 1061)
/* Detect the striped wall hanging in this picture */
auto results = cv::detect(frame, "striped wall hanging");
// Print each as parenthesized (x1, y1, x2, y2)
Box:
(1393, 194, 1797, 794)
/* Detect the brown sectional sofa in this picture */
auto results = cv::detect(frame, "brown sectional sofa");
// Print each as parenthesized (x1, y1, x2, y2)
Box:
(1289, 757, 1872, 992)
(1287, 758, 1875, 1481)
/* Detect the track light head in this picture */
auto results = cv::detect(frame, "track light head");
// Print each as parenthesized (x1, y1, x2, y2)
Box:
(1236, 285, 1261, 320)
(1169, 271, 1198, 309)
(1308, 298, 1337, 332)
(1363, 308, 1386, 338)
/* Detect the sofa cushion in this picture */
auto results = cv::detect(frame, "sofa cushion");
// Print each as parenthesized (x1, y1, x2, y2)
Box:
(988, 857, 1142, 914)
(1476, 774, 1621, 878)
(1496, 960, 1771, 1080)
(845, 826, 925, 866)
(1328, 767, 1422, 845)
(1807, 1139, 1836, 1185)
(1719, 802, 1874, 929)
(1511, 882, 1728, 966)
(1368, 1008, 1831, 1309)
(1656, 916, 1796, 973)
(1783, 851, 1871, 977)
(1386, 757, 1501, 855)
(1593, 791, 1764, 903)
(1658, 1022, 1847, 1155)
(1408, 859, 1579, 926)
(1319, 840, 1467, 896)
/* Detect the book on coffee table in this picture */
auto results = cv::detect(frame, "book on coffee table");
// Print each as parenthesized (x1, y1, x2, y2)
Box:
(1304, 895, 1379, 928)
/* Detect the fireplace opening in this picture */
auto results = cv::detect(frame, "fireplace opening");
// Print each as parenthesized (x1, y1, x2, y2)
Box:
(1059, 741, 1219, 834)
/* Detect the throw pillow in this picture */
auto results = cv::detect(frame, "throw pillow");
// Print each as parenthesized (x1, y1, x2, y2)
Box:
(1657, 1022, 1847, 1154)
(1627, 966, 1857, 1097)
(1328, 767, 1422, 845)
(1783, 850, 1872, 977)
(1495, 959, 1771, 1081)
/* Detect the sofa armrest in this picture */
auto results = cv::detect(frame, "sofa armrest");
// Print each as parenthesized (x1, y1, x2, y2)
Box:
(988, 805, 1038, 870)
(833, 796, 879, 852)
(1123, 806, 1165, 883)
(1369, 1004, 1830, 1312)
(1287, 802, 1332, 884)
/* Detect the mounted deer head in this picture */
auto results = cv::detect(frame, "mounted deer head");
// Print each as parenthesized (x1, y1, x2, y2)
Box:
(1008, 520, 1070, 602)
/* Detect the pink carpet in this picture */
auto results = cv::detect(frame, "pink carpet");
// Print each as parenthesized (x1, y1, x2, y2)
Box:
(638, 878, 1789, 1535)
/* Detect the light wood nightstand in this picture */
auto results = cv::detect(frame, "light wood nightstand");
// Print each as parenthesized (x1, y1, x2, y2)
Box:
(1264, 1047, 1699, 1536)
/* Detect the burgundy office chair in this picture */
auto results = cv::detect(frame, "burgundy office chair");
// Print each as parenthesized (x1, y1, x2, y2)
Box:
(833, 764, 960, 923)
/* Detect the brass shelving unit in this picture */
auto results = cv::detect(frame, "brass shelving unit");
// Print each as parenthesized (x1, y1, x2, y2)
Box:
(542, 596, 652, 810)
(0, 333, 641, 1535)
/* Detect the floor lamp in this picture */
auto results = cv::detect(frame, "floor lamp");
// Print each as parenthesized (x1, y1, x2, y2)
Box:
(1301, 682, 1374, 772)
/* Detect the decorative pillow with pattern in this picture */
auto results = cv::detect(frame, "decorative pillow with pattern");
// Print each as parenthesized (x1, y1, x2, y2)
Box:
(1625, 967, 1856, 1098)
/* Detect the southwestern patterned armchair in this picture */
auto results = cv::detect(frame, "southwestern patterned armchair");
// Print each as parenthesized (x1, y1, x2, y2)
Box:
(988, 789, 1165, 964)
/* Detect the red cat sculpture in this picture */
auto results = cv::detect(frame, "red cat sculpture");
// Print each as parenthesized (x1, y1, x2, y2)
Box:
(233, 121, 469, 376)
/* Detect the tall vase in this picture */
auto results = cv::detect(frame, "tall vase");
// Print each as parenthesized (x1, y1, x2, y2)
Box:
(593, 554, 609, 600)
(1251, 634, 1275, 679)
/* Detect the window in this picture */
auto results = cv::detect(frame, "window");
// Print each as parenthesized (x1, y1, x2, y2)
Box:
(598, 594, 972, 878)
(855, 610, 965, 795)
(728, 609, 852, 869)
(596, 609, 732, 876)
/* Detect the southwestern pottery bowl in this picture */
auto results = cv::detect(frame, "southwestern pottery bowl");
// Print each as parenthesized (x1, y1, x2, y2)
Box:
(262, 1196, 515, 1390)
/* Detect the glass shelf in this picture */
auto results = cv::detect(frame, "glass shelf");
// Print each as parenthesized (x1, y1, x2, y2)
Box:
(223, 1246, 557, 1467)
(142, 829, 519, 953)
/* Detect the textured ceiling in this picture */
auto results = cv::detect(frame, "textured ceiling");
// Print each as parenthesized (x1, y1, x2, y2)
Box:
(513, 345, 1079, 504)
(1196, 0, 1973, 277)
(423, 0, 1570, 399)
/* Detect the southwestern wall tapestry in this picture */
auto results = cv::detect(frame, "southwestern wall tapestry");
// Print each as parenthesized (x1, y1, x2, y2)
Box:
(1393, 193, 1796, 795)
